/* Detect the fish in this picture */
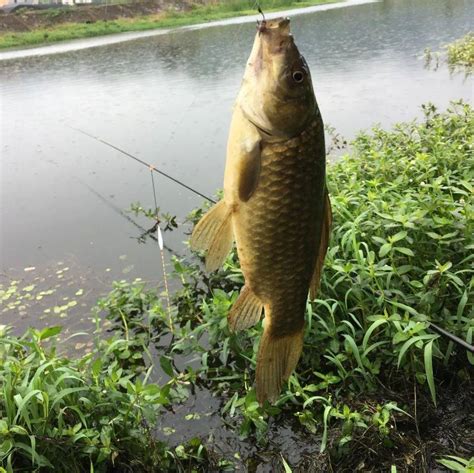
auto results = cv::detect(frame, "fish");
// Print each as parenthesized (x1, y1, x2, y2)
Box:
(190, 17, 331, 404)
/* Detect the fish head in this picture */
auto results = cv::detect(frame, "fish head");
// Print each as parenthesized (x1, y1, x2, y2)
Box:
(238, 17, 316, 138)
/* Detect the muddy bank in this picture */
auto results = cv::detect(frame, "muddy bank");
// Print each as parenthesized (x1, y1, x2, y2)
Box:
(158, 381, 473, 472)
(0, 0, 196, 33)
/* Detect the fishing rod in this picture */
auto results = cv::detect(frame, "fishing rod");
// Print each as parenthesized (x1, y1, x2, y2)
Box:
(69, 126, 216, 204)
(429, 322, 474, 354)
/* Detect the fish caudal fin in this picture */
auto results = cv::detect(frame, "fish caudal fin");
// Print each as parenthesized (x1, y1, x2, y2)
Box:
(190, 200, 233, 272)
(228, 285, 263, 331)
(255, 326, 304, 405)
(310, 190, 332, 300)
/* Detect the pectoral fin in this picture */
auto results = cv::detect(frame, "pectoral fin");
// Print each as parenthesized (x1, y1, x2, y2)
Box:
(237, 139, 261, 202)
(309, 189, 332, 300)
(224, 106, 262, 205)
(190, 200, 233, 272)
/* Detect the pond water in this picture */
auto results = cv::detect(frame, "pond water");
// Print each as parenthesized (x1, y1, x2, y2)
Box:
(0, 0, 473, 333)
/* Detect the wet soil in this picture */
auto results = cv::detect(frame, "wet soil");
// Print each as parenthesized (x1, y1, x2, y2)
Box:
(155, 373, 473, 472)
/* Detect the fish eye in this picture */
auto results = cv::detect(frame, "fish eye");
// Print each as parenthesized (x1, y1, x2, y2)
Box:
(292, 71, 304, 83)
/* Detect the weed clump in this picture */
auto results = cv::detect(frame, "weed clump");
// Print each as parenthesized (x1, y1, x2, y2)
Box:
(446, 32, 474, 70)
(425, 32, 474, 74)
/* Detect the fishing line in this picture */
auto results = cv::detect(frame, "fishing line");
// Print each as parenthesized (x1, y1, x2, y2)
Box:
(150, 168, 174, 335)
(256, 1, 265, 22)
(69, 125, 216, 204)
(76, 176, 180, 253)
(228, 0, 260, 49)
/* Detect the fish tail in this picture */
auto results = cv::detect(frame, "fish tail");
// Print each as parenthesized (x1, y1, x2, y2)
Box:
(255, 322, 304, 405)
(190, 200, 233, 272)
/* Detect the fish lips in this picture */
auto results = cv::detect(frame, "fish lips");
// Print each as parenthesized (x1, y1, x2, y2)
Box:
(256, 17, 295, 56)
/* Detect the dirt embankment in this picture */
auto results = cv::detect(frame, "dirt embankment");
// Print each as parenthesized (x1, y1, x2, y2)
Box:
(0, 0, 200, 33)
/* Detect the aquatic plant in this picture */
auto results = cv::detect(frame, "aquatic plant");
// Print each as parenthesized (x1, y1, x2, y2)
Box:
(424, 32, 474, 74)
(446, 32, 474, 70)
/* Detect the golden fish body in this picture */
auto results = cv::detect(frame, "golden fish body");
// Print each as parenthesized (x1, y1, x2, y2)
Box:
(191, 18, 331, 404)
(231, 116, 326, 333)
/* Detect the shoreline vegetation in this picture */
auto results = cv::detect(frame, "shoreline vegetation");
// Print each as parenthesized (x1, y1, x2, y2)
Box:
(0, 0, 340, 50)
(1, 101, 473, 472)
(425, 32, 474, 74)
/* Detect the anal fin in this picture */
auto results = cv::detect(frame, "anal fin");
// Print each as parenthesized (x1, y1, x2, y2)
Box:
(190, 200, 233, 272)
(309, 189, 332, 300)
(256, 325, 304, 405)
(228, 285, 263, 332)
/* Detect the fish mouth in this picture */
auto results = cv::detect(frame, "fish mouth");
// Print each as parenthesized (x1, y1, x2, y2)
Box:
(255, 17, 294, 56)
(257, 17, 291, 35)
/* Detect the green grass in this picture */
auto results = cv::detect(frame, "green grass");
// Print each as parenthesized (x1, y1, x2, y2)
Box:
(0, 0, 339, 50)
(1, 101, 472, 471)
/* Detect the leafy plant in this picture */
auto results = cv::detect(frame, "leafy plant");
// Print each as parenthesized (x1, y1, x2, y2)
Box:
(446, 33, 474, 70)
(425, 32, 474, 74)
(0, 322, 206, 472)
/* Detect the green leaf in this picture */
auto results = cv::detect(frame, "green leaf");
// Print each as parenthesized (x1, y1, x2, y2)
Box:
(343, 335, 366, 374)
(92, 358, 102, 378)
(437, 456, 468, 472)
(320, 405, 332, 453)
(0, 440, 13, 459)
(39, 326, 62, 340)
(397, 335, 434, 367)
(395, 247, 415, 257)
(379, 243, 392, 257)
(424, 339, 437, 406)
(362, 319, 387, 351)
(160, 356, 174, 377)
(51, 387, 89, 411)
(391, 231, 407, 242)
(281, 454, 293, 473)
(0, 420, 7, 434)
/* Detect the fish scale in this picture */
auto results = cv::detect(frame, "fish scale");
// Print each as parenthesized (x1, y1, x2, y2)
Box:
(234, 118, 326, 336)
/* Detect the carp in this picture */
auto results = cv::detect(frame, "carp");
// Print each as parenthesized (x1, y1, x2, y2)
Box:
(191, 17, 331, 404)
